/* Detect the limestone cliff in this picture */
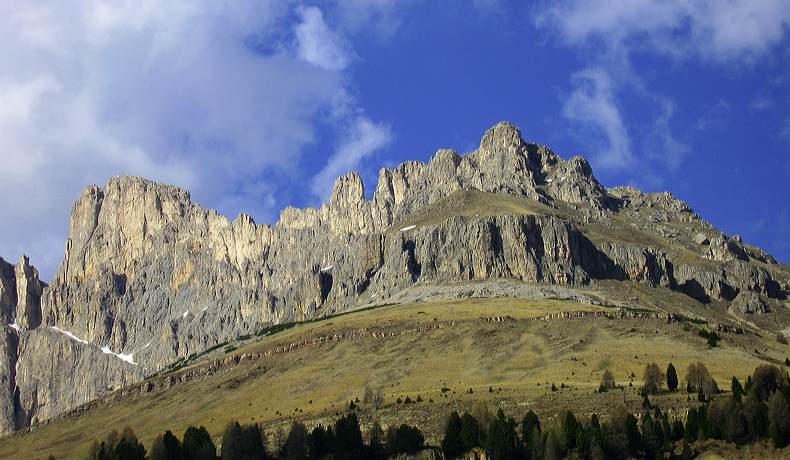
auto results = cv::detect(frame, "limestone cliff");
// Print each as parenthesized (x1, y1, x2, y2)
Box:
(1, 121, 787, 433)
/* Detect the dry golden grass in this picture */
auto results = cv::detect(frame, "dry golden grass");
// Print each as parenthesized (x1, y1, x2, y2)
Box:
(388, 189, 554, 231)
(0, 292, 782, 460)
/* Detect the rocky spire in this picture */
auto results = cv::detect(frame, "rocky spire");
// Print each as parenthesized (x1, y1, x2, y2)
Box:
(15, 256, 43, 330)
(0, 258, 15, 324)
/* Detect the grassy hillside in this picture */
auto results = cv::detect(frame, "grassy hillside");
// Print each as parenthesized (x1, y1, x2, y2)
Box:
(1, 286, 784, 459)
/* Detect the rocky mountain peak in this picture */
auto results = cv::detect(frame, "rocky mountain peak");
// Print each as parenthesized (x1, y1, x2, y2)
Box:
(0, 121, 787, 436)
(330, 172, 365, 209)
(478, 121, 524, 158)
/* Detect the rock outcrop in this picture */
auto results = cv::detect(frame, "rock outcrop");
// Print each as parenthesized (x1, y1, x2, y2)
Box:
(0, 256, 45, 432)
(14, 256, 42, 331)
(0, 121, 787, 433)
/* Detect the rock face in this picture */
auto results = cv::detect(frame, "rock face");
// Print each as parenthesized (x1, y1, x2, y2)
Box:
(729, 291, 769, 315)
(0, 256, 46, 432)
(0, 121, 787, 433)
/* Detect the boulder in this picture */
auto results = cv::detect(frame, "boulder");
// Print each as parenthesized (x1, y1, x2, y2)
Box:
(729, 291, 768, 315)
(693, 233, 710, 245)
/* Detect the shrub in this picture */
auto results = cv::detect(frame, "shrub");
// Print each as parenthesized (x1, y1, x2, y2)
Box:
(686, 362, 718, 398)
(643, 362, 663, 395)
(363, 386, 384, 409)
(750, 365, 784, 402)
(698, 329, 720, 347)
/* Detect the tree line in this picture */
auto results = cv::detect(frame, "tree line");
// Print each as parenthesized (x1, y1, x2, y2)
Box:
(80, 363, 790, 459)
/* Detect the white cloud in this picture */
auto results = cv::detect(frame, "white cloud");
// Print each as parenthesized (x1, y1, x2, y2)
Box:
(538, 0, 789, 177)
(0, 1, 395, 279)
(311, 117, 392, 200)
(538, 0, 790, 63)
(563, 68, 634, 171)
(333, 0, 416, 38)
(296, 6, 352, 70)
(647, 99, 689, 170)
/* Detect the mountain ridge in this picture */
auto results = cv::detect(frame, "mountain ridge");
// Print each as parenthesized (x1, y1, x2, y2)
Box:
(0, 121, 787, 436)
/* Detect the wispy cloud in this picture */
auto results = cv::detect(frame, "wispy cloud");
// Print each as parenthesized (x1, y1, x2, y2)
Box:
(537, 0, 790, 63)
(311, 117, 392, 201)
(563, 68, 634, 171)
(537, 0, 789, 178)
(694, 100, 731, 132)
(295, 6, 352, 71)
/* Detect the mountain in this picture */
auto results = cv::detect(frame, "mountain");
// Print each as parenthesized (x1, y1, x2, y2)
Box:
(0, 121, 787, 442)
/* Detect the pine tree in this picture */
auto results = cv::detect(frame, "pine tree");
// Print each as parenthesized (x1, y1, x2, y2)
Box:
(731, 377, 744, 402)
(150, 430, 181, 460)
(441, 411, 464, 457)
(388, 424, 424, 456)
(182, 426, 216, 460)
(768, 391, 790, 448)
(283, 421, 308, 460)
(308, 425, 331, 459)
(368, 420, 385, 459)
(666, 363, 678, 391)
(112, 427, 147, 460)
(521, 410, 541, 457)
(333, 413, 364, 457)
(486, 409, 519, 460)
(561, 411, 579, 451)
(460, 412, 483, 452)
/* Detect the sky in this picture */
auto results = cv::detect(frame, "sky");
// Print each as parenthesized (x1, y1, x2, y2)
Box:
(1, 0, 789, 280)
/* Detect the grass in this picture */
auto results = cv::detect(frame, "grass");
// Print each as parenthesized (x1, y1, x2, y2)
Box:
(0, 292, 782, 460)
(388, 189, 555, 231)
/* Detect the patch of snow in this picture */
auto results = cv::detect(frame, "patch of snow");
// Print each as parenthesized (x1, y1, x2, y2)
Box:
(201, 306, 209, 312)
(182, 310, 189, 318)
(101, 346, 136, 365)
(321, 265, 334, 272)
(546, 178, 553, 183)
(50, 326, 89, 344)
(400, 224, 416, 232)
(9, 322, 20, 332)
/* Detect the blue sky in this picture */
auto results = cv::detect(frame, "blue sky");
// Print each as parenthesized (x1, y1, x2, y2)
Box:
(1, 0, 789, 279)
